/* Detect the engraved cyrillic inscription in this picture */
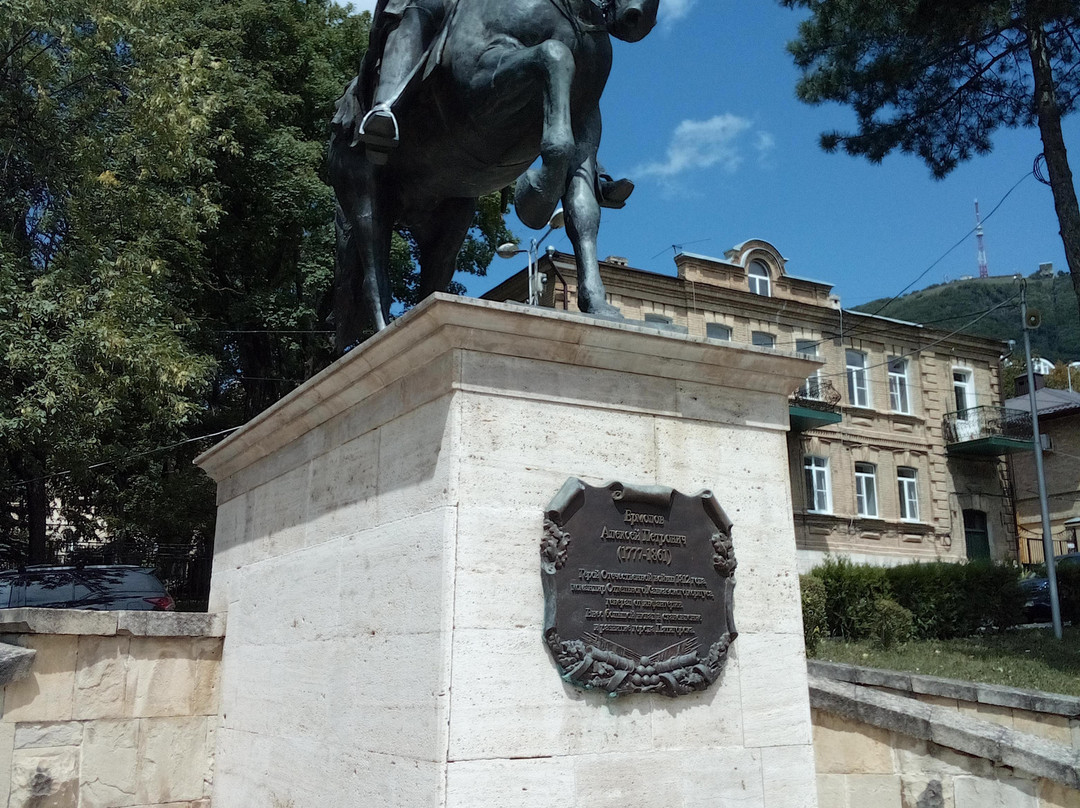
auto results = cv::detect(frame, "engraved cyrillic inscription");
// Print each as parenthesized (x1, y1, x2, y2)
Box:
(541, 479, 738, 697)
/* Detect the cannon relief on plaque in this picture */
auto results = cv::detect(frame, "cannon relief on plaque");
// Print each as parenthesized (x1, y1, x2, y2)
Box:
(542, 478, 738, 697)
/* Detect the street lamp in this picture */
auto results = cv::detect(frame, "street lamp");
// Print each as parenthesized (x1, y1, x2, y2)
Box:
(496, 208, 565, 306)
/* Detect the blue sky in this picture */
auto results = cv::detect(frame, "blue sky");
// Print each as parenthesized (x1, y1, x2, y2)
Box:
(350, 0, 1079, 310)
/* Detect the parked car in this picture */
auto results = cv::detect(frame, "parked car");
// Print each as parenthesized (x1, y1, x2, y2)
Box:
(0, 565, 175, 611)
(1020, 553, 1080, 622)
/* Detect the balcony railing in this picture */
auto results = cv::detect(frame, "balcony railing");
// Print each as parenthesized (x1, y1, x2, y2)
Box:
(943, 406, 1032, 454)
(791, 377, 842, 414)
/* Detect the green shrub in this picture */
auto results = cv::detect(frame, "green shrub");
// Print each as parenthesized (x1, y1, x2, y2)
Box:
(811, 557, 891, 640)
(1056, 565, 1080, 624)
(867, 598, 914, 650)
(809, 558, 1024, 643)
(884, 561, 1023, 639)
(961, 562, 1024, 633)
(800, 574, 827, 654)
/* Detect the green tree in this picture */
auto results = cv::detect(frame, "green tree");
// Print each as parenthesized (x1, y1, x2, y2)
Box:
(1, 0, 221, 563)
(2, 0, 513, 590)
(781, 0, 1080, 319)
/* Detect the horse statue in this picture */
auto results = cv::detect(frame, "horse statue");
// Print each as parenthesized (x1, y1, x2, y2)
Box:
(328, 0, 660, 349)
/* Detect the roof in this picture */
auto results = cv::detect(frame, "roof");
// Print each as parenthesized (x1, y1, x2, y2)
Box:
(1004, 386, 1080, 418)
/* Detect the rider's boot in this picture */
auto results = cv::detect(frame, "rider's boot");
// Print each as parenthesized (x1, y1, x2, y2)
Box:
(358, 10, 428, 160)
(595, 163, 634, 209)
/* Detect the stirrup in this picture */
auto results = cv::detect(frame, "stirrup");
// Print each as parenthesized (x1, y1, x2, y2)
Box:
(358, 105, 400, 153)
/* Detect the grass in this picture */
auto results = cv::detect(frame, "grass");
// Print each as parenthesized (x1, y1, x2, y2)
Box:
(811, 625, 1080, 697)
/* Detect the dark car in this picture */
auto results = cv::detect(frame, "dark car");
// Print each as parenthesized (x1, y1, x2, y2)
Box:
(0, 565, 175, 611)
(1020, 553, 1080, 622)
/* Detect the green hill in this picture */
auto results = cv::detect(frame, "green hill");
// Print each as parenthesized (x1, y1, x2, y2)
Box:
(853, 272, 1080, 363)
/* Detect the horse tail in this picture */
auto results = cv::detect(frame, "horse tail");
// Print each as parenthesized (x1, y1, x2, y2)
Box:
(333, 201, 366, 352)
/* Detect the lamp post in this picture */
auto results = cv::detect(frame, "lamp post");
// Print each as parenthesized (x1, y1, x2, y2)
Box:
(496, 208, 564, 306)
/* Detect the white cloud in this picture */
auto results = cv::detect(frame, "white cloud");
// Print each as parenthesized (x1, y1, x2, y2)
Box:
(661, 0, 697, 27)
(636, 114, 764, 178)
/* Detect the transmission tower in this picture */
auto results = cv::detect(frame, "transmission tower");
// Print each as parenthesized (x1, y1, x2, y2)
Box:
(974, 200, 990, 278)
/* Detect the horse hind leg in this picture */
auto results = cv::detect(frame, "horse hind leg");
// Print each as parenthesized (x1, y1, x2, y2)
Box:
(562, 110, 620, 318)
(415, 197, 477, 299)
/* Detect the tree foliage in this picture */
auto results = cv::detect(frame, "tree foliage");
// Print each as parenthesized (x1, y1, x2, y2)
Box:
(1, 0, 221, 563)
(2, 0, 513, 589)
(781, 0, 1080, 318)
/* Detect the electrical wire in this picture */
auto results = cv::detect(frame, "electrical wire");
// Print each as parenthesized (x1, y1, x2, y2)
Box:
(3, 426, 243, 491)
(851, 170, 1032, 321)
(809, 293, 1019, 381)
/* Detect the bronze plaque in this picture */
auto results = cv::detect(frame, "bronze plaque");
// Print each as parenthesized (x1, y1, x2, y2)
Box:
(542, 479, 737, 697)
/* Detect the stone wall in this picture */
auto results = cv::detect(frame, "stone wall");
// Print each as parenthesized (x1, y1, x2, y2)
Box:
(809, 662, 1080, 808)
(0, 608, 224, 808)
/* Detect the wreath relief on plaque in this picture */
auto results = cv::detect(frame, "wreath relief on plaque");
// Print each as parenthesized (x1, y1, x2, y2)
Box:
(542, 479, 738, 697)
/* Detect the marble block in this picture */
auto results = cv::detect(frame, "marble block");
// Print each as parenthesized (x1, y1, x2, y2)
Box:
(196, 295, 821, 808)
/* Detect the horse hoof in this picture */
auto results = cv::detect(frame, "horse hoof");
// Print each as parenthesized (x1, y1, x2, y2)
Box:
(582, 299, 623, 320)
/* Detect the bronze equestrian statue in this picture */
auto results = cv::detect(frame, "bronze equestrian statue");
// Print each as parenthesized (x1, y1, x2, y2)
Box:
(329, 0, 659, 348)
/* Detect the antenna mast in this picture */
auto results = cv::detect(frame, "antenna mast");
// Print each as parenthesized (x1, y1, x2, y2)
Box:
(975, 200, 990, 278)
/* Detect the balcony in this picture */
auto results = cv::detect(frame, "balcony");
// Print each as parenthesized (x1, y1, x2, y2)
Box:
(790, 378, 843, 432)
(943, 406, 1033, 456)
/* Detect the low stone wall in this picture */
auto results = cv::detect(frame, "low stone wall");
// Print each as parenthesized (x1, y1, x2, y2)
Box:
(0, 608, 224, 808)
(809, 661, 1080, 808)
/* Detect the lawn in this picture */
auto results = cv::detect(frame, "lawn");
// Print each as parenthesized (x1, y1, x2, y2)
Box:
(811, 625, 1080, 697)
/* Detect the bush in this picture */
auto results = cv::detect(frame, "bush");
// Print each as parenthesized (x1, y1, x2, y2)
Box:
(885, 561, 1023, 639)
(1056, 565, 1080, 624)
(811, 557, 891, 640)
(800, 574, 827, 653)
(866, 598, 914, 650)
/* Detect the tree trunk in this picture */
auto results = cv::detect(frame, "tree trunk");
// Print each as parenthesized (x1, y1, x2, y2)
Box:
(26, 474, 48, 564)
(1027, 19, 1080, 320)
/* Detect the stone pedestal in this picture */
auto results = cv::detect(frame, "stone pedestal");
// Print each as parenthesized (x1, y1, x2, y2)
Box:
(196, 295, 821, 808)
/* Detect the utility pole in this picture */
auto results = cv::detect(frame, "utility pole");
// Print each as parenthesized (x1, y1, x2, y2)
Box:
(1019, 278, 1063, 639)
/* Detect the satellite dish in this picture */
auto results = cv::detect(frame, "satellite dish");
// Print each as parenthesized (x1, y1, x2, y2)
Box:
(1026, 309, 1042, 329)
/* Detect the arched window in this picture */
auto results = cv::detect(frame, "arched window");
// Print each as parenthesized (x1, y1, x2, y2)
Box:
(748, 261, 771, 297)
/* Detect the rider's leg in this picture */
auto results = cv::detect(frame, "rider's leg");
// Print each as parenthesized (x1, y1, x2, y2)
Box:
(359, 4, 437, 153)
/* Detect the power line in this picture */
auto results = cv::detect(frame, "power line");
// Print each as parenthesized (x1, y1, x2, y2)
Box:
(3, 426, 243, 491)
(851, 170, 1032, 319)
(215, 329, 334, 335)
(811, 294, 1020, 381)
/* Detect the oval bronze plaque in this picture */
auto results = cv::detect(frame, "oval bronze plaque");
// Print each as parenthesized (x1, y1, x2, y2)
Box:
(542, 479, 737, 697)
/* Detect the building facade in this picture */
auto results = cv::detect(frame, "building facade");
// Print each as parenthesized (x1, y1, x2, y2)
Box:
(1005, 383, 1080, 562)
(483, 239, 1019, 571)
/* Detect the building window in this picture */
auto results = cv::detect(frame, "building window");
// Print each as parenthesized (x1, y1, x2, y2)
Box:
(804, 456, 832, 514)
(897, 467, 920, 522)
(706, 322, 732, 341)
(846, 349, 871, 408)
(796, 339, 821, 398)
(855, 462, 878, 518)
(752, 331, 775, 348)
(952, 368, 975, 414)
(888, 357, 911, 414)
(748, 261, 771, 297)
(644, 313, 672, 324)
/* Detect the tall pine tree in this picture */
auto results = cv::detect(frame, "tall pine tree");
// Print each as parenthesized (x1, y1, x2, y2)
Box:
(781, 0, 1080, 318)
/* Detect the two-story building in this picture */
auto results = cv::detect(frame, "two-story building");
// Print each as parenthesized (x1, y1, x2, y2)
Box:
(1005, 380, 1080, 562)
(482, 239, 1023, 571)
